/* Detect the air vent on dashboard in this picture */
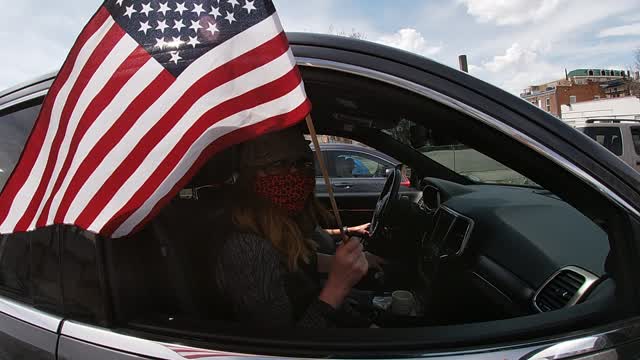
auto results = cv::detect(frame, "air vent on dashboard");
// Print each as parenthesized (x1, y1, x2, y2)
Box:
(428, 206, 474, 258)
(534, 266, 599, 312)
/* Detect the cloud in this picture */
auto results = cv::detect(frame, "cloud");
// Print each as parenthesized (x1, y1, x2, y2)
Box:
(476, 41, 563, 94)
(376, 28, 442, 57)
(598, 23, 640, 37)
(460, 0, 560, 26)
(482, 41, 550, 72)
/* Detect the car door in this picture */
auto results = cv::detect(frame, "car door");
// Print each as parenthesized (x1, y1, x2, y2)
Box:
(315, 149, 394, 225)
(630, 126, 640, 172)
(0, 99, 60, 359)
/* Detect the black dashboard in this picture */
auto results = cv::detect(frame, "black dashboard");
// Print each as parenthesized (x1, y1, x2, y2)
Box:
(414, 177, 611, 318)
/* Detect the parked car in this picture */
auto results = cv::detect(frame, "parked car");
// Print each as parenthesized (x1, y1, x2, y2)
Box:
(312, 143, 410, 191)
(577, 119, 640, 172)
(1, 32, 640, 360)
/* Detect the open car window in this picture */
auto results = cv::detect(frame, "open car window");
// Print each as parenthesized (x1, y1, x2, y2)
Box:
(380, 119, 539, 187)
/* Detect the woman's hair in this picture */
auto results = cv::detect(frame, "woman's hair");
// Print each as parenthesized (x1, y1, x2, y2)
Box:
(230, 170, 331, 271)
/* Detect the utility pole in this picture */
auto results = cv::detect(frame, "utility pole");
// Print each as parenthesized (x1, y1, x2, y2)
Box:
(458, 55, 468, 73)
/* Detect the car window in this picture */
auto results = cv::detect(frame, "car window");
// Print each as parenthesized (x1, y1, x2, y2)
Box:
(580, 126, 623, 156)
(631, 127, 640, 155)
(334, 151, 391, 178)
(0, 101, 42, 192)
(384, 119, 537, 186)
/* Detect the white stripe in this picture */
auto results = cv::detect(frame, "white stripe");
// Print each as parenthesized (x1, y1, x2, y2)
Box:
(92, 49, 297, 232)
(29, 35, 139, 229)
(111, 82, 307, 237)
(45, 59, 164, 224)
(65, 13, 284, 224)
(0, 16, 115, 232)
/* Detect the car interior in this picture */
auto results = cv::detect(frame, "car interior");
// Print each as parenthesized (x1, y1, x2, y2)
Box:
(100, 66, 631, 350)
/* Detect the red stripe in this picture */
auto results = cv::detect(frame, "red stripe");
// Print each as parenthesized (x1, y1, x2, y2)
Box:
(0, 7, 110, 228)
(53, 70, 175, 223)
(73, 32, 290, 228)
(35, 46, 151, 227)
(14, 23, 125, 231)
(116, 99, 311, 237)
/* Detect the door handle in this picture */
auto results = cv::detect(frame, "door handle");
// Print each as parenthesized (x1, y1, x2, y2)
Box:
(333, 183, 353, 189)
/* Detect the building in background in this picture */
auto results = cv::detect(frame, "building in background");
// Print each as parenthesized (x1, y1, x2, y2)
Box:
(520, 68, 632, 117)
(561, 97, 640, 128)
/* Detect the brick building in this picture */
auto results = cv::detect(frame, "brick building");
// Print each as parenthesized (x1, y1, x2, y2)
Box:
(520, 68, 628, 117)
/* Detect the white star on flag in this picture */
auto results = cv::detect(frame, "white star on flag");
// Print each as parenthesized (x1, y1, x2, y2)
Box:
(189, 19, 203, 33)
(139, 21, 152, 34)
(154, 37, 168, 49)
(210, 6, 221, 18)
(140, 2, 154, 17)
(206, 22, 219, 35)
(173, 19, 186, 32)
(243, 0, 256, 13)
(228, 0, 240, 7)
(175, 2, 188, 15)
(124, 4, 136, 18)
(225, 11, 236, 24)
(192, 3, 206, 16)
(170, 51, 182, 64)
(158, 2, 171, 16)
(187, 36, 200, 48)
(156, 19, 170, 33)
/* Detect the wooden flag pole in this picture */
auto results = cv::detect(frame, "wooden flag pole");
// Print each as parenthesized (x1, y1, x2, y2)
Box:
(305, 114, 346, 238)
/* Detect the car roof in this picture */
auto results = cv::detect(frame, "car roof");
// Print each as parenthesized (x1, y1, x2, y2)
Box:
(580, 121, 640, 128)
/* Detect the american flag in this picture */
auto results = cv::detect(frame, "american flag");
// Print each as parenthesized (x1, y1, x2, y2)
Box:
(0, 0, 310, 237)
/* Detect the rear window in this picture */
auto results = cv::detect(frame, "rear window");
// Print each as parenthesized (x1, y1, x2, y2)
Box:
(579, 127, 623, 156)
(0, 101, 41, 191)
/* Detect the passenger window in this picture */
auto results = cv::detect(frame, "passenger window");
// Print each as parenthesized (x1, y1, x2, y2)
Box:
(335, 153, 389, 178)
(0, 100, 43, 192)
(582, 127, 623, 156)
(631, 127, 640, 155)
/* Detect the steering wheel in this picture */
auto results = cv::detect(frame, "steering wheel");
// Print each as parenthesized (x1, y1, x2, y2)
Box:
(369, 166, 401, 239)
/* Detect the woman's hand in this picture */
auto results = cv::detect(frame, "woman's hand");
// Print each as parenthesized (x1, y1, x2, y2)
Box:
(365, 252, 387, 271)
(319, 238, 368, 308)
(348, 223, 370, 237)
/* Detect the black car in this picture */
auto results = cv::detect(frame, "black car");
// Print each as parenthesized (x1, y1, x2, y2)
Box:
(1, 32, 640, 360)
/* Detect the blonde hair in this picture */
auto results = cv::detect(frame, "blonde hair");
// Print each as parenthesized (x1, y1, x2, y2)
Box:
(230, 172, 331, 271)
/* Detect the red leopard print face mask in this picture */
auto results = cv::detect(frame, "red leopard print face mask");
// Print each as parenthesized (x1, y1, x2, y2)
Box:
(254, 172, 315, 215)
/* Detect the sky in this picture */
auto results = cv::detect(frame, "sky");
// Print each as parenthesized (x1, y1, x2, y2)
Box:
(1, 0, 640, 95)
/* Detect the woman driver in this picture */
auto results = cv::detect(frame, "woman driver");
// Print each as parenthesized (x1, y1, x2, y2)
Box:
(214, 125, 383, 328)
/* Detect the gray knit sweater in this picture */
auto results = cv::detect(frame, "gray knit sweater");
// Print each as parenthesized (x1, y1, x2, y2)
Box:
(214, 232, 338, 328)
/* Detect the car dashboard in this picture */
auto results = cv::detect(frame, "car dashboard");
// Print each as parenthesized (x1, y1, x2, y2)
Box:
(410, 177, 611, 321)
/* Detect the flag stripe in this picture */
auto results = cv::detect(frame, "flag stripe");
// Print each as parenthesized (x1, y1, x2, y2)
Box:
(36, 45, 152, 227)
(62, 14, 286, 224)
(0, 8, 111, 231)
(122, 93, 311, 237)
(72, 32, 291, 228)
(54, 67, 173, 224)
(105, 68, 306, 235)
(14, 22, 126, 231)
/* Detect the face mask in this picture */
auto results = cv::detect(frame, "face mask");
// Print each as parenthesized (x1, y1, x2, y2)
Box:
(254, 172, 315, 215)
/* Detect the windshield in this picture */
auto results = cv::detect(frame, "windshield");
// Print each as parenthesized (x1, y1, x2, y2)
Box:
(383, 119, 540, 187)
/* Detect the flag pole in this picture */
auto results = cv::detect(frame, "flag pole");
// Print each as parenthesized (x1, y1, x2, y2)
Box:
(305, 114, 346, 238)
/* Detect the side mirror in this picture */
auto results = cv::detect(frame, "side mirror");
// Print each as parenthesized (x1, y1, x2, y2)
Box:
(385, 168, 392, 177)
